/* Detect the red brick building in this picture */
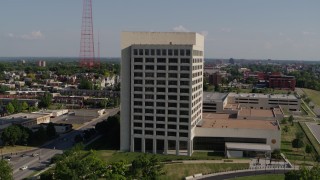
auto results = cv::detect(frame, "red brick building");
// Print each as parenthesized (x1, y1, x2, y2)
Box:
(268, 75, 296, 91)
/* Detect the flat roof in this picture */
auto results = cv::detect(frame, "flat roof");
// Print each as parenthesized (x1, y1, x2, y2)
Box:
(203, 92, 228, 102)
(201, 113, 279, 130)
(0, 113, 49, 123)
(228, 92, 298, 100)
(226, 143, 271, 151)
(238, 109, 274, 118)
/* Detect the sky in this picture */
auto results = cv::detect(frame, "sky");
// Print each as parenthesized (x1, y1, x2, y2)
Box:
(0, 0, 320, 60)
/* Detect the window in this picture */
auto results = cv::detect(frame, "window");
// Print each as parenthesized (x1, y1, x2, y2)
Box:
(169, 81, 177, 85)
(168, 110, 177, 114)
(145, 130, 153, 135)
(146, 58, 154, 63)
(180, 103, 189, 108)
(180, 49, 185, 56)
(169, 66, 178, 70)
(145, 109, 154, 114)
(134, 65, 143, 70)
(134, 94, 142, 99)
(168, 103, 177, 107)
(134, 129, 142, 134)
(157, 80, 166, 85)
(156, 49, 161, 55)
(169, 58, 178, 63)
(134, 101, 142, 106)
(139, 49, 143, 55)
(168, 49, 173, 56)
(179, 125, 188, 130)
(168, 95, 177, 100)
(180, 110, 189, 115)
(168, 124, 176, 129)
(134, 80, 142, 84)
(181, 58, 190, 63)
(145, 80, 154, 85)
(180, 96, 189, 100)
(168, 117, 176, 122)
(156, 102, 165, 107)
(145, 123, 153, 128)
(145, 65, 154, 70)
(134, 87, 142, 91)
(168, 132, 176, 136)
(134, 108, 142, 113)
(133, 49, 138, 55)
(134, 122, 142, 127)
(157, 58, 166, 63)
(180, 88, 189, 93)
(145, 49, 149, 55)
(145, 102, 154, 106)
(179, 132, 188, 137)
(180, 74, 189, 78)
(157, 87, 165, 93)
(145, 73, 154, 78)
(156, 117, 165, 122)
(156, 131, 165, 136)
(151, 49, 155, 55)
(174, 49, 179, 56)
(180, 81, 189, 85)
(145, 94, 154, 99)
(186, 49, 191, 56)
(168, 73, 177, 78)
(168, 88, 177, 93)
(180, 118, 188, 123)
(145, 116, 153, 121)
(134, 72, 142, 77)
(157, 65, 166, 70)
(162, 49, 167, 56)
(145, 87, 154, 92)
(157, 73, 166, 78)
(156, 124, 165, 129)
(134, 58, 143, 63)
(181, 66, 190, 71)
(134, 115, 142, 120)
(156, 109, 165, 114)
(157, 95, 165, 100)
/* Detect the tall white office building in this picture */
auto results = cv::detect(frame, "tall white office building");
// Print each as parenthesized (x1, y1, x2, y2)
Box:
(120, 32, 204, 156)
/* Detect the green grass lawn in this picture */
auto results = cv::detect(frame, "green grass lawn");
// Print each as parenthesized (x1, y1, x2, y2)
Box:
(160, 163, 249, 180)
(302, 88, 320, 106)
(0, 145, 35, 155)
(233, 174, 284, 180)
(280, 122, 315, 164)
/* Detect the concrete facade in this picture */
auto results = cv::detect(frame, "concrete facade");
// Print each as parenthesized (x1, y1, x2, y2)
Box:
(121, 32, 204, 156)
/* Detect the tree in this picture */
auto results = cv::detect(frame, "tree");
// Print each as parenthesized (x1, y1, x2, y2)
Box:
(283, 126, 289, 133)
(271, 149, 281, 160)
(288, 115, 294, 126)
(46, 123, 57, 139)
(21, 101, 29, 111)
(295, 132, 304, 140)
(292, 138, 304, 149)
(33, 126, 47, 144)
(5, 102, 14, 114)
(0, 159, 13, 180)
(39, 92, 52, 108)
(305, 144, 312, 157)
(304, 97, 311, 105)
(281, 118, 287, 124)
(105, 161, 128, 179)
(130, 155, 165, 179)
(78, 79, 94, 90)
(95, 114, 120, 148)
(1, 125, 21, 146)
(285, 165, 320, 180)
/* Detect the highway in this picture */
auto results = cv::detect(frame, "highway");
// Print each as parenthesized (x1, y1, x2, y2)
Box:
(11, 108, 119, 180)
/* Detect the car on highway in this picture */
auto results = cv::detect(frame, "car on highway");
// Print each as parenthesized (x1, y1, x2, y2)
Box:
(4, 156, 11, 161)
(32, 153, 39, 157)
(20, 154, 27, 157)
(20, 166, 28, 170)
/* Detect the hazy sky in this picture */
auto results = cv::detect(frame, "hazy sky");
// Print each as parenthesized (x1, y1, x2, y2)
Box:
(1, 0, 319, 60)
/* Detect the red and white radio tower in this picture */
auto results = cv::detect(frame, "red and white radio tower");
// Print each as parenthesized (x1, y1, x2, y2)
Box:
(79, 0, 97, 68)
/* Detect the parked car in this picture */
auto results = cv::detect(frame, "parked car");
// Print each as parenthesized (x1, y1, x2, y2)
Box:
(20, 166, 28, 170)
(4, 156, 11, 161)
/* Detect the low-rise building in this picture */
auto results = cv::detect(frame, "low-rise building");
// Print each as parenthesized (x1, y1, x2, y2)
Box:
(0, 113, 51, 130)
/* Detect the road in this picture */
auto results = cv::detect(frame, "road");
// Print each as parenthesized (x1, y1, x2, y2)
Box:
(11, 108, 119, 180)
